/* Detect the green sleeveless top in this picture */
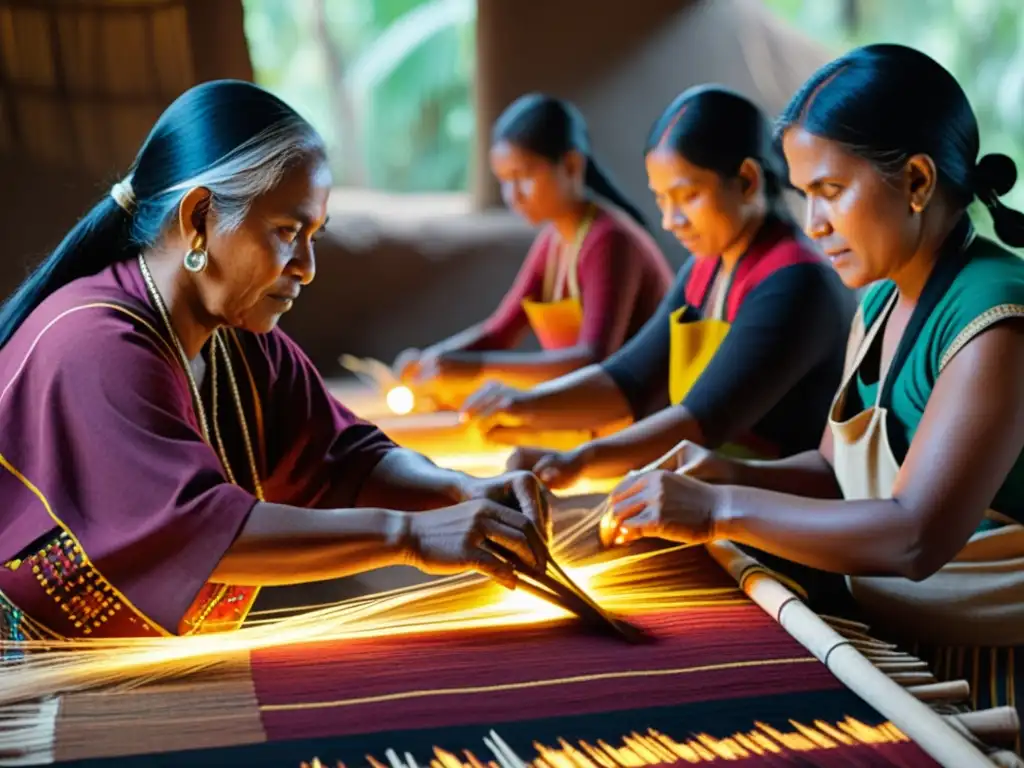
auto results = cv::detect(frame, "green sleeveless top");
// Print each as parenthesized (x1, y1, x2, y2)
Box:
(848, 221, 1024, 523)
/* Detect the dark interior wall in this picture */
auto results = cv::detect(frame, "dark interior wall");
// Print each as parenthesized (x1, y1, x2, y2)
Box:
(0, 0, 252, 299)
(0, 0, 827, 374)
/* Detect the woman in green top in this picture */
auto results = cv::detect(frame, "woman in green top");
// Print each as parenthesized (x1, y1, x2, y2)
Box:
(600, 44, 1024, 729)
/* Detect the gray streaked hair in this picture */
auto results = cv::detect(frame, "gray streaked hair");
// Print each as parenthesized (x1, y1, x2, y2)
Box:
(130, 114, 326, 243)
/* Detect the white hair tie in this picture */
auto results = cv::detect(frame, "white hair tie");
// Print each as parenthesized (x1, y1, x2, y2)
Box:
(110, 178, 136, 214)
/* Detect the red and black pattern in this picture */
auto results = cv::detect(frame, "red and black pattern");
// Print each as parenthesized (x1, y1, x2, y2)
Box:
(46, 548, 942, 767)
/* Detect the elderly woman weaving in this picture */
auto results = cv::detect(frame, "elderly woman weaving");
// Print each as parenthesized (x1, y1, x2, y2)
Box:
(0, 80, 549, 642)
(602, 45, 1024, 726)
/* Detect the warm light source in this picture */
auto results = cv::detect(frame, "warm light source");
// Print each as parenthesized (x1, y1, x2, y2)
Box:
(386, 386, 415, 415)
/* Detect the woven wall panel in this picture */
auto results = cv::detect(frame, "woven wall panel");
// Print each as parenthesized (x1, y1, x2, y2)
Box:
(0, 0, 234, 174)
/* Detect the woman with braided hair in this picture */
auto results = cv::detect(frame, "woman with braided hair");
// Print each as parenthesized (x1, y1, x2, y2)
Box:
(603, 44, 1024, 728)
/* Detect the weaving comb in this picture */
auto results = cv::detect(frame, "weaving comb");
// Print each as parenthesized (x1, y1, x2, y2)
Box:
(483, 538, 651, 645)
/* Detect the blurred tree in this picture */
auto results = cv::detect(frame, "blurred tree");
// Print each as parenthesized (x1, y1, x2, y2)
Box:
(242, 0, 475, 193)
(311, 0, 366, 185)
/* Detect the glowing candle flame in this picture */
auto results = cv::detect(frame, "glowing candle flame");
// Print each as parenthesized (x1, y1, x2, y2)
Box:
(386, 386, 415, 415)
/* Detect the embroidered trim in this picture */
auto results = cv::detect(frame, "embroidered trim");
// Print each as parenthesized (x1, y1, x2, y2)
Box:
(7, 532, 125, 636)
(0, 590, 26, 659)
(0, 452, 169, 637)
(939, 304, 1024, 371)
(0, 588, 60, 658)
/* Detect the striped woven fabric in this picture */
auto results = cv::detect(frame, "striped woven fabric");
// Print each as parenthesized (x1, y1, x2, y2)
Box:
(13, 545, 944, 768)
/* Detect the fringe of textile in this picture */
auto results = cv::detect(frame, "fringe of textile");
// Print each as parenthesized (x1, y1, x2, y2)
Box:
(0, 656, 265, 765)
(51, 657, 266, 763)
(0, 698, 57, 767)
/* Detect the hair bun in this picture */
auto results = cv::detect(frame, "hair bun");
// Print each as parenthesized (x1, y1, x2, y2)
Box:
(975, 153, 1017, 198)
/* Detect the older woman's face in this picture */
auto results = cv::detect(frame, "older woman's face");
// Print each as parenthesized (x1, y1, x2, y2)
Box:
(782, 125, 919, 289)
(203, 156, 331, 333)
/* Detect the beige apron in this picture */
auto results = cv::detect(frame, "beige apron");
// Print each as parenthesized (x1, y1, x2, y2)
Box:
(830, 291, 1024, 647)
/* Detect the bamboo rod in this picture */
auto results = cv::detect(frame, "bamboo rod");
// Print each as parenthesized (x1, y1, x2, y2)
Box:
(705, 540, 996, 768)
(907, 680, 972, 702)
(944, 708, 1021, 747)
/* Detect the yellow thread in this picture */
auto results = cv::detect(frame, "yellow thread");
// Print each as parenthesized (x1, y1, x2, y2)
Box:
(971, 647, 980, 711)
(260, 656, 817, 713)
(990, 646, 998, 713)
(227, 329, 268, 479)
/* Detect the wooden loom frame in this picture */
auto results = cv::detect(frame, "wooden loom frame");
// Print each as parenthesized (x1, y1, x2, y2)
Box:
(707, 540, 1020, 768)
(0, 507, 1018, 766)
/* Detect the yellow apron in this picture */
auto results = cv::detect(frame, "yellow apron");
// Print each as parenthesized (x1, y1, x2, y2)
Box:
(668, 264, 730, 406)
(520, 209, 595, 351)
(666, 269, 772, 461)
(830, 291, 1024, 647)
(667, 307, 731, 406)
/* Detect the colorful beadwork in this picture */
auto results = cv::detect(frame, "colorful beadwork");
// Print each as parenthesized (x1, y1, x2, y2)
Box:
(23, 531, 123, 636)
(180, 583, 258, 635)
(0, 591, 26, 660)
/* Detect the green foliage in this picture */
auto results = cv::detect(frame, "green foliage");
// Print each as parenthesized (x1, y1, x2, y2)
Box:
(762, 0, 1024, 246)
(242, 0, 475, 192)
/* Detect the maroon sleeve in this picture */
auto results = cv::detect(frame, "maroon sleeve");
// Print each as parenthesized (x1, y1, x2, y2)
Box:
(465, 229, 551, 351)
(577, 226, 643, 358)
(259, 329, 397, 509)
(0, 307, 259, 633)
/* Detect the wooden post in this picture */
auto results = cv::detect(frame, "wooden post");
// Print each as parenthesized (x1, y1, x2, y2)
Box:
(184, 0, 254, 84)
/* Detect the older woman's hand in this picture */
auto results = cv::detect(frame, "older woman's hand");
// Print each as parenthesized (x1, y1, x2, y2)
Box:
(599, 470, 723, 548)
(460, 470, 553, 544)
(403, 499, 545, 589)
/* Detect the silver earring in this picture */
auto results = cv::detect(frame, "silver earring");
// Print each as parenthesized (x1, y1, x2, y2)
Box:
(183, 238, 208, 273)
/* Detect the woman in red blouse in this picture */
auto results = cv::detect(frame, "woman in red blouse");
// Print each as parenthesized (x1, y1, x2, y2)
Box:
(395, 94, 673, 408)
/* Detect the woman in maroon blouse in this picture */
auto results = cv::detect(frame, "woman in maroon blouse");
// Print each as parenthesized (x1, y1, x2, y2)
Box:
(0, 81, 548, 642)
(395, 94, 673, 408)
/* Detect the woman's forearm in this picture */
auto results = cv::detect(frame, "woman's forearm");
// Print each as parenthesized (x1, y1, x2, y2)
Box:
(581, 407, 703, 478)
(716, 486, 925, 578)
(729, 450, 842, 499)
(356, 448, 469, 511)
(507, 365, 634, 431)
(214, 503, 410, 585)
(445, 346, 598, 389)
(428, 324, 491, 356)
